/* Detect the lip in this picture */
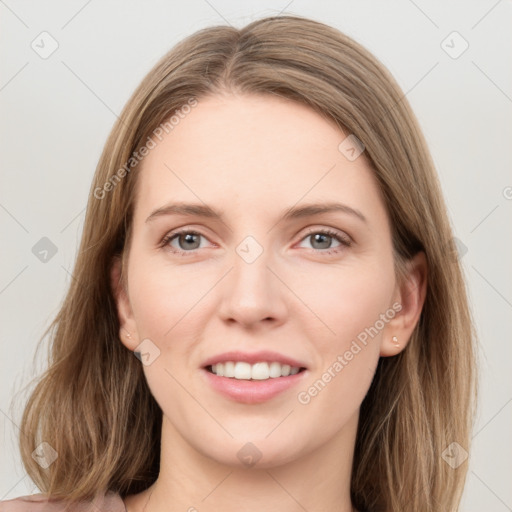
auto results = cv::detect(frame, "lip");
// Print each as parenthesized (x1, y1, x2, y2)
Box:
(201, 367, 309, 404)
(201, 350, 308, 369)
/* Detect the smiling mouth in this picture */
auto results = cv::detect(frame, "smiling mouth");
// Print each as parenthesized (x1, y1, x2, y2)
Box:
(205, 361, 307, 380)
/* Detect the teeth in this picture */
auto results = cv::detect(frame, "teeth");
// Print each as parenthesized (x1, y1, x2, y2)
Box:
(210, 361, 302, 380)
(269, 362, 282, 378)
(235, 362, 252, 379)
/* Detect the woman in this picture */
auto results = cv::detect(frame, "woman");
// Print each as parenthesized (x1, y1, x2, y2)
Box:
(1, 14, 477, 512)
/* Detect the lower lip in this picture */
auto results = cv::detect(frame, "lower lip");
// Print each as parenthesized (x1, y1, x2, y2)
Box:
(201, 368, 308, 404)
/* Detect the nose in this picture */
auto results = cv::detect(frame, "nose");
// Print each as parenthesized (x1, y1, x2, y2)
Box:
(217, 239, 288, 329)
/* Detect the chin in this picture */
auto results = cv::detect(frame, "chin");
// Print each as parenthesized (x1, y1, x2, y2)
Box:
(194, 432, 312, 470)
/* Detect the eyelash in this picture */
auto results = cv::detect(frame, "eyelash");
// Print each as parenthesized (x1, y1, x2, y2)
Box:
(159, 227, 352, 257)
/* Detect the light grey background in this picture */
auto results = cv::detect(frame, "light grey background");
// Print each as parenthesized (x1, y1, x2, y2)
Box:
(1, 1, 511, 510)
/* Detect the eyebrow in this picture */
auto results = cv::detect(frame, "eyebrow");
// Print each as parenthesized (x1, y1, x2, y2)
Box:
(145, 201, 367, 224)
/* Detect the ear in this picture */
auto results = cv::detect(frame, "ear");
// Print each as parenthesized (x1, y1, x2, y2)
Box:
(380, 251, 428, 357)
(110, 256, 139, 351)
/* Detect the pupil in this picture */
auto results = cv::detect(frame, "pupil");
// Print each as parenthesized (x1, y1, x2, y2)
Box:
(181, 233, 199, 249)
(312, 233, 330, 249)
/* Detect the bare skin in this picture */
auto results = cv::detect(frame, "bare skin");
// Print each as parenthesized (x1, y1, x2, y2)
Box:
(113, 92, 427, 512)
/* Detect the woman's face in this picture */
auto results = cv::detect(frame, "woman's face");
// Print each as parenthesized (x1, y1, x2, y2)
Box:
(115, 92, 408, 468)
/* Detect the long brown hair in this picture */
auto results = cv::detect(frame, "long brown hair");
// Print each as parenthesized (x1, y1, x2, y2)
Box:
(12, 14, 478, 512)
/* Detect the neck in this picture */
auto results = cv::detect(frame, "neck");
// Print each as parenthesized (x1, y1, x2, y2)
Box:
(129, 413, 359, 512)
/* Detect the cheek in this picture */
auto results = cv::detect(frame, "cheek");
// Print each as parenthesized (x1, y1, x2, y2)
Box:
(126, 255, 212, 412)
(127, 251, 216, 341)
(290, 258, 394, 431)
(292, 257, 396, 351)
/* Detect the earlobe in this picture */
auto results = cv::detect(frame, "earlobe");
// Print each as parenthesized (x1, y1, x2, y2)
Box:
(110, 256, 139, 350)
(380, 251, 428, 357)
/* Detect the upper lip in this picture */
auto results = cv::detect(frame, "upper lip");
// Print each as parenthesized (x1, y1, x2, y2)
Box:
(202, 350, 308, 369)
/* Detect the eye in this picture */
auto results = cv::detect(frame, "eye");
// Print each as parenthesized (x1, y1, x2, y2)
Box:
(296, 228, 351, 255)
(159, 227, 352, 257)
(160, 230, 211, 256)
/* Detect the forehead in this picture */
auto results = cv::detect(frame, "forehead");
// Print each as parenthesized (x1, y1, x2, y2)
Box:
(133, 93, 388, 229)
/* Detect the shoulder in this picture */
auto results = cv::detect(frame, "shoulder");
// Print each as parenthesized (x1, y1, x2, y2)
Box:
(0, 494, 55, 512)
(0, 491, 125, 512)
